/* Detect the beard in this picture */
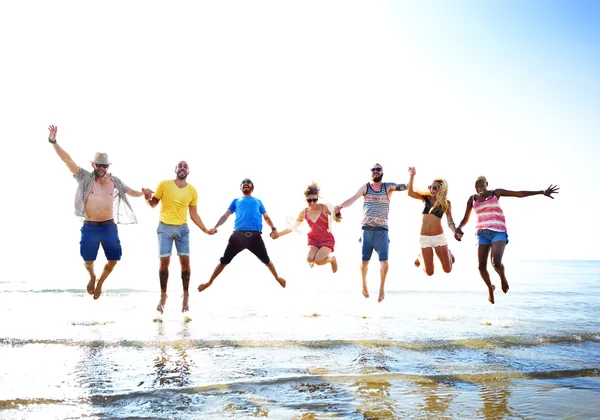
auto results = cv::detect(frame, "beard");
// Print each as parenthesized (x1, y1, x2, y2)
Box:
(176, 172, 188, 180)
(94, 170, 107, 178)
(372, 174, 383, 182)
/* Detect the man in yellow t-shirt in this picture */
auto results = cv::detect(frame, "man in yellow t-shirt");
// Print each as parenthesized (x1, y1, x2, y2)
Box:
(142, 161, 212, 315)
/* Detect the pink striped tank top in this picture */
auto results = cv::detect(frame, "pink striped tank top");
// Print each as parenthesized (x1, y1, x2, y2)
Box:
(472, 194, 507, 232)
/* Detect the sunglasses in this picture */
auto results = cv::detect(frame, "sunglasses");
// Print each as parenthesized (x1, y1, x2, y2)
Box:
(306, 198, 318, 203)
(371, 167, 382, 172)
(241, 181, 253, 185)
(95, 164, 109, 168)
(428, 185, 438, 191)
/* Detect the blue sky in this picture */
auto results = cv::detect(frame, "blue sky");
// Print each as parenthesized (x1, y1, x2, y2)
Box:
(1, 0, 599, 276)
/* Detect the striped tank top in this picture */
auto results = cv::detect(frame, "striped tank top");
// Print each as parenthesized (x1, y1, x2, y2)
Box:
(472, 193, 507, 232)
(362, 182, 391, 229)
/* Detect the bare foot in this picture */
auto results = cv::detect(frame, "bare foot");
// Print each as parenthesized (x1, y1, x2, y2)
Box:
(182, 293, 189, 313)
(414, 256, 420, 267)
(197, 282, 211, 292)
(378, 289, 385, 303)
(93, 279, 104, 300)
(362, 283, 369, 298)
(86, 276, 96, 295)
(501, 278, 510, 294)
(157, 293, 167, 314)
(276, 277, 286, 288)
(330, 256, 338, 273)
(488, 284, 496, 304)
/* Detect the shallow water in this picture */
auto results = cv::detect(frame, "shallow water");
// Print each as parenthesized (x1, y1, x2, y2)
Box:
(1, 260, 599, 418)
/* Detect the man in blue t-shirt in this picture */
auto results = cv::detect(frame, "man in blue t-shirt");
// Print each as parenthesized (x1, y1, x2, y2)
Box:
(198, 178, 286, 292)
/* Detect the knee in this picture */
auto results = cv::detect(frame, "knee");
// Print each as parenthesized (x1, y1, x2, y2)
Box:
(478, 265, 487, 273)
(492, 261, 503, 271)
(442, 265, 452, 273)
(360, 261, 369, 269)
(107, 260, 118, 268)
(314, 259, 327, 266)
(425, 267, 434, 276)
(307, 257, 315, 264)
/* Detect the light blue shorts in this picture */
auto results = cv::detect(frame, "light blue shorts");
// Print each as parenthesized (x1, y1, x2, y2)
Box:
(361, 228, 390, 261)
(476, 229, 508, 246)
(158, 222, 190, 257)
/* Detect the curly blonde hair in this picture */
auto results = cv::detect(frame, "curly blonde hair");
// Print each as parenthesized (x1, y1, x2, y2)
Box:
(428, 178, 449, 215)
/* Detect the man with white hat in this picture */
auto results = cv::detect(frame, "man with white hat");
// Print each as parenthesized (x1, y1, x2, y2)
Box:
(47, 125, 147, 299)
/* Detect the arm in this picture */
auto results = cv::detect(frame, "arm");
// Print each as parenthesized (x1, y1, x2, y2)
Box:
(48, 125, 79, 176)
(407, 167, 423, 200)
(263, 213, 279, 239)
(126, 188, 145, 198)
(446, 200, 457, 235)
(277, 210, 304, 238)
(212, 209, 232, 231)
(454, 195, 474, 241)
(334, 184, 367, 215)
(189, 206, 209, 234)
(495, 185, 559, 199)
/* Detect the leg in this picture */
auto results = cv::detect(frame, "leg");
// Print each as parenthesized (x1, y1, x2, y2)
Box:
(84, 261, 96, 294)
(490, 241, 509, 293)
(434, 245, 453, 273)
(199, 263, 227, 292)
(420, 247, 435, 276)
(306, 246, 319, 268)
(179, 255, 191, 312)
(314, 247, 337, 273)
(361, 261, 369, 298)
(93, 260, 118, 300)
(378, 260, 389, 302)
(477, 244, 495, 304)
(265, 261, 286, 288)
(157, 256, 170, 314)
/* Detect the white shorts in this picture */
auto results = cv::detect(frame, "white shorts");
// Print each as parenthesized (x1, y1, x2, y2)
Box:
(420, 233, 448, 249)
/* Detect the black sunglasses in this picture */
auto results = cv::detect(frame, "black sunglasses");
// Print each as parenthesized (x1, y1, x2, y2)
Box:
(370, 167, 382, 172)
(241, 180, 253, 185)
(95, 164, 109, 168)
(306, 198, 318, 203)
(428, 185, 438, 191)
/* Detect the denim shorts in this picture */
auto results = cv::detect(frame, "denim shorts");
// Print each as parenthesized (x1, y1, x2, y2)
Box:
(158, 222, 190, 257)
(80, 221, 122, 261)
(361, 228, 390, 261)
(476, 229, 508, 246)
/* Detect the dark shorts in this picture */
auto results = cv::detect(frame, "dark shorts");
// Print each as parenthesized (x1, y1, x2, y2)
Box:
(220, 231, 270, 265)
(361, 227, 390, 261)
(80, 220, 122, 261)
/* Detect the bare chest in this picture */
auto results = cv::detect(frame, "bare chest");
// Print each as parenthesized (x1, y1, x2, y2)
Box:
(89, 179, 115, 199)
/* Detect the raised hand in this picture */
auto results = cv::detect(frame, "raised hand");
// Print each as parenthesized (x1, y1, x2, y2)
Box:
(544, 185, 559, 198)
(408, 167, 416, 176)
(48, 125, 58, 142)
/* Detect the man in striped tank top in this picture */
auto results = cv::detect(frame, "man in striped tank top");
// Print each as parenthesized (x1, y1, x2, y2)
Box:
(454, 176, 559, 304)
(334, 164, 407, 302)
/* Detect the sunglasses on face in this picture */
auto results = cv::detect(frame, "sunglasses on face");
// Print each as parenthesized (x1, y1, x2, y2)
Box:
(428, 185, 438, 191)
(371, 168, 382, 173)
(241, 181, 253, 185)
(306, 198, 318, 203)
(95, 164, 109, 169)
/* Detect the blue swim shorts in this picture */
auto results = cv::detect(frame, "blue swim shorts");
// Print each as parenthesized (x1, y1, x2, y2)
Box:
(361, 228, 390, 261)
(476, 229, 509, 246)
(80, 220, 122, 261)
(158, 222, 190, 257)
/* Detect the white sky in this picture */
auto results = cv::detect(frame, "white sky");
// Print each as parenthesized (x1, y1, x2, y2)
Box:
(1, 1, 599, 289)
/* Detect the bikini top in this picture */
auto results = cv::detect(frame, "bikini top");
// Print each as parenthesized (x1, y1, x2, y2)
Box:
(422, 196, 444, 218)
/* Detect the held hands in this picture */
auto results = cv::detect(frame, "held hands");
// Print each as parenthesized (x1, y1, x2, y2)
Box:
(544, 185, 560, 198)
(206, 228, 217, 235)
(333, 205, 342, 220)
(454, 227, 464, 242)
(270, 230, 280, 239)
(142, 188, 154, 201)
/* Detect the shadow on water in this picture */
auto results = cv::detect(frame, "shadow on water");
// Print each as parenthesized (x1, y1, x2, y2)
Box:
(152, 322, 192, 388)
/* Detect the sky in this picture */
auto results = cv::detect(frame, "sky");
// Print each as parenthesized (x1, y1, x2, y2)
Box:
(1, 0, 599, 288)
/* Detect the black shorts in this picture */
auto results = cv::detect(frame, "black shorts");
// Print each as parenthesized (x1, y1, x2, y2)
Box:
(220, 231, 270, 265)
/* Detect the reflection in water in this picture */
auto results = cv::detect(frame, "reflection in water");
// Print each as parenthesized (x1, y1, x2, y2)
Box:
(354, 346, 395, 418)
(414, 379, 455, 417)
(152, 322, 192, 388)
(477, 379, 513, 419)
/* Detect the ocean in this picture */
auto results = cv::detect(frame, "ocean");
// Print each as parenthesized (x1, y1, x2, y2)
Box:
(1, 259, 599, 419)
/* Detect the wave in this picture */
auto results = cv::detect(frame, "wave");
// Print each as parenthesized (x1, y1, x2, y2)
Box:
(2, 333, 599, 351)
(1, 368, 598, 409)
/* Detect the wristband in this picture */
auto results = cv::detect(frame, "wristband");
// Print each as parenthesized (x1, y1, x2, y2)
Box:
(48, 137, 57, 144)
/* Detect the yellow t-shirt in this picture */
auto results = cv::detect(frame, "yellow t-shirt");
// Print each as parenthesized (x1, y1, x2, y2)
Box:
(154, 180, 198, 225)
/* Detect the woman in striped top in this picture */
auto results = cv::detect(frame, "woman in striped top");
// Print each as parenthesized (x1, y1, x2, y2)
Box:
(455, 176, 559, 304)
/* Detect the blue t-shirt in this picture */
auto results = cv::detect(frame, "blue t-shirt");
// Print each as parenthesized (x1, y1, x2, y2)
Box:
(228, 196, 266, 231)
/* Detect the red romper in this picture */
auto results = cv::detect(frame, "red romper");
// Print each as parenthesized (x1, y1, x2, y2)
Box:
(305, 207, 335, 252)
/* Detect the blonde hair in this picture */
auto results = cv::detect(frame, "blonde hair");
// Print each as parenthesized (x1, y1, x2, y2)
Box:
(429, 178, 449, 214)
(476, 175, 487, 183)
(304, 181, 320, 198)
